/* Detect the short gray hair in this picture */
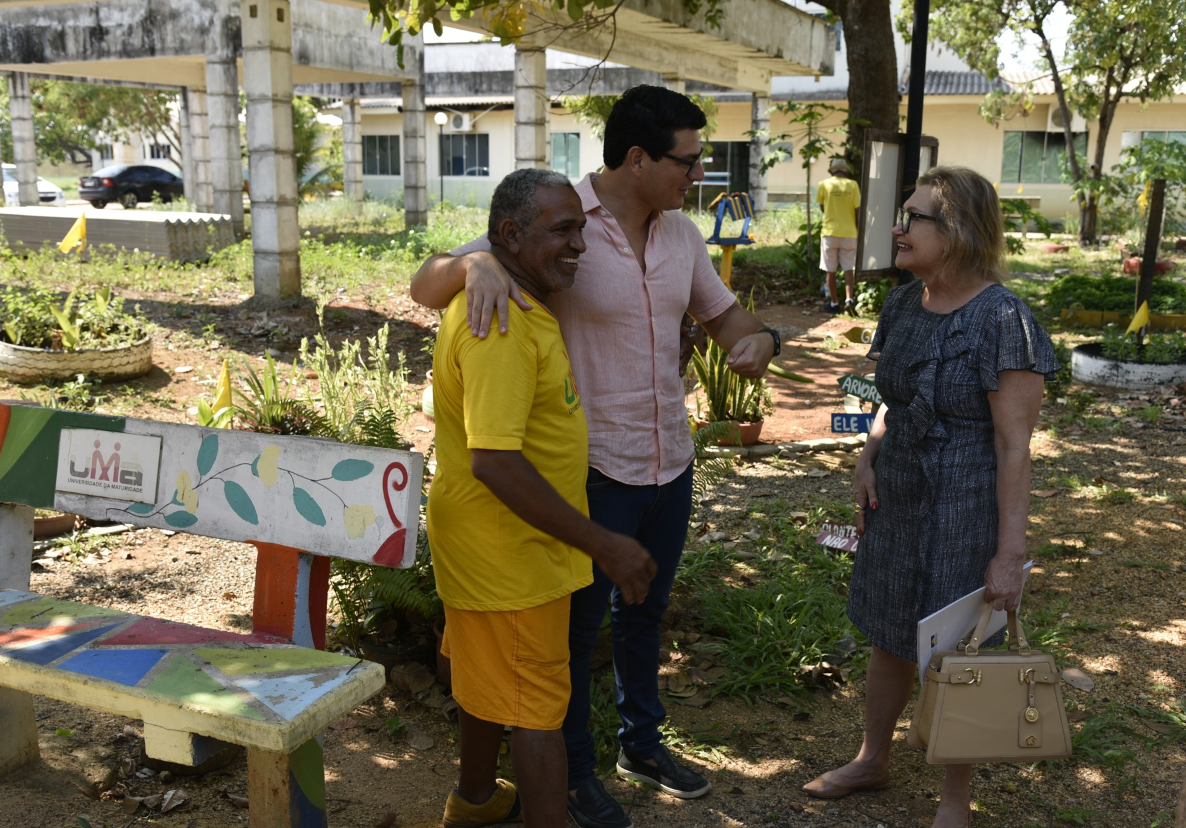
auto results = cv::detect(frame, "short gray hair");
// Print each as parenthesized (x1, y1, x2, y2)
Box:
(487, 169, 576, 240)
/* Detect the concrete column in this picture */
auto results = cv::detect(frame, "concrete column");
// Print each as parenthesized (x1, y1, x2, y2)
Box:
(660, 73, 686, 95)
(186, 87, 213, 212)
(179, 91, 196, 206)
(7, 74, 38, 206)
(341, 97, 363, 203)
(749, 90, 771, 214)
(241, 0, 300, 298)
(513, 41, 548, 170)
(206, 8, 244, 236)
(402, 32, 428, 227)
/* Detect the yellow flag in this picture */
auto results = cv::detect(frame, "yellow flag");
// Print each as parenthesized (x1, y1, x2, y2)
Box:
(1126, 301, 1150, 335)
(58, 213, 86, 254)
(213, 359, 233, 427)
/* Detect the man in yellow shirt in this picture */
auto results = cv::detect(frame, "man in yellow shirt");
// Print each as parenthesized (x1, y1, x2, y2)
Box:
(817, 157, 862, 315)
(428, 168, 656, 828)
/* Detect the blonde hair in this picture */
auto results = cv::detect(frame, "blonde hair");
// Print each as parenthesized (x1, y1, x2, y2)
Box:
(917, 165, 1006, 284)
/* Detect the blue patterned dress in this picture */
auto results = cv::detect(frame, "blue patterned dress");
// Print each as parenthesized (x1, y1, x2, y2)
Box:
(846, 280, 1059, 661)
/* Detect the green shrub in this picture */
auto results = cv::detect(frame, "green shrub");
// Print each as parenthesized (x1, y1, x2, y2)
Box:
(1046, 273, 1186, 314)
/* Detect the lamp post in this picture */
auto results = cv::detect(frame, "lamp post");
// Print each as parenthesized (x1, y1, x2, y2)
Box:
(434, 111, 448, 206)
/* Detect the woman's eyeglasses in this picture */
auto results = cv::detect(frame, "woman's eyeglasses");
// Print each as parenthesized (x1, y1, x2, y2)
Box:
(896, 208, 938, 233)
(660, 151, 703, 179)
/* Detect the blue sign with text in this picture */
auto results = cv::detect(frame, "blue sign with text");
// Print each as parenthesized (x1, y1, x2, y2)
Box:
(831, 413, 875, 434)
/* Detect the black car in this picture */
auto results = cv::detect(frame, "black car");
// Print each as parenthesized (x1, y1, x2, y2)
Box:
(79, 164, 185, 209)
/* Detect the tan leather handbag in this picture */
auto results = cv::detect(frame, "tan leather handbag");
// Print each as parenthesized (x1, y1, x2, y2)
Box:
(907, 603, 1073, 764)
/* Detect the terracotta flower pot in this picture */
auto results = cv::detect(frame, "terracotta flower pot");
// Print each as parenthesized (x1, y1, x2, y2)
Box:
(1122, 258, 1175, 275)
(696, 419, 764, 447)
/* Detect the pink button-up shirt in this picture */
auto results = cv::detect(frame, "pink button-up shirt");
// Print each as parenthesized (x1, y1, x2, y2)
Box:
(452, 174, 736, 486)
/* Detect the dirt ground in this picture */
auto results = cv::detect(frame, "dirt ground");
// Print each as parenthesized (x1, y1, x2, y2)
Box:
(1, 292, 1184, 828)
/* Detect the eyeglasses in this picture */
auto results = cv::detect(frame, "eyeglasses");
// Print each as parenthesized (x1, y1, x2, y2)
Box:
(896, 208, 938, 233)
(660, 150, 703, 179)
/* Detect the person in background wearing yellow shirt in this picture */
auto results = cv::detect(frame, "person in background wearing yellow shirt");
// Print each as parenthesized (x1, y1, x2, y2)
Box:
(818, 157, 862, 315)
(428, 168, 657, 828)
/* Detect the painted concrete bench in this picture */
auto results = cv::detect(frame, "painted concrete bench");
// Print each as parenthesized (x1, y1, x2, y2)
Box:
(0, 404, 423, 828)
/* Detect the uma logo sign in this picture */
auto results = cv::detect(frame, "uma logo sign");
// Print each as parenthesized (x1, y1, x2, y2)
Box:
(55, 429, 162, 503)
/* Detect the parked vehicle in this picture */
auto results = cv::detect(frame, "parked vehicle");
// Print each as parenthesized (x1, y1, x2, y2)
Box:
(79, 164, 184, 209)
(2, 164, 66, 207)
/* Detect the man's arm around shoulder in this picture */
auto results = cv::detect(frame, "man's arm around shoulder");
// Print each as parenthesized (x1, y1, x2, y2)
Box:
(410, 247, 530, 338)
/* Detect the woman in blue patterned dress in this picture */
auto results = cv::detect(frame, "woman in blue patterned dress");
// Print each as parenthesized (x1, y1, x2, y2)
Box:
(802, 166, 1058, 828)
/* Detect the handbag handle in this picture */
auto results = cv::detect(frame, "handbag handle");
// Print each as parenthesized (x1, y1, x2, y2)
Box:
(964, 603, 1031, 656)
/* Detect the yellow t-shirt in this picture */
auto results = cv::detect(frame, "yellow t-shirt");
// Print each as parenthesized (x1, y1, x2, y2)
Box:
(817, 176, 861, 238)
(427, 291, 593, 611)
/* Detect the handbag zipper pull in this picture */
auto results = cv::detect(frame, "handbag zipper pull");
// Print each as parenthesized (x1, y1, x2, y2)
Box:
(1024, 675, 1039, 723)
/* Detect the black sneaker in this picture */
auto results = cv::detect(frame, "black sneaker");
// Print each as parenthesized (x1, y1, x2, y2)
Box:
(567, 777, 631, 828)
(844, 298, 857, 316)
(616, 745, 711, 799)
(823, 301, 841, 314)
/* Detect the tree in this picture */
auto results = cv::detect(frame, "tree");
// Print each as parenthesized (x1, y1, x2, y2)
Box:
(920, 0, 1186, 245)
(809, 0, 900, 165)
(0, 79, 180, 166)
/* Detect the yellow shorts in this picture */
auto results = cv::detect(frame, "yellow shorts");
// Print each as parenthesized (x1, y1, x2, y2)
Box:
(441, 595, 572, 730)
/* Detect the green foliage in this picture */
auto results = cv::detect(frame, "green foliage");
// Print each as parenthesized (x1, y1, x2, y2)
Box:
(854, 278, 892, 317)
(1046, 273, 1186, 314)
(682, 503, 858, 703)
(330, 540, 442, 648)
(299, 320, 413, 443)
(919, 0, 1186, 243)
(780, 221, 824, 288)
(384, 717, 407, 737)
(234, 352, 327, 436)
(1100, 323, 1186, 364)
(1000, 198, 1054, 254)
(0, 285, 148, 351)
(0, 78, 179, 165)
(691, 420, 734, 501)
(20, 375, 106, 411)
(1046, 339, 1074, 399)
(691, 334, 774, 424)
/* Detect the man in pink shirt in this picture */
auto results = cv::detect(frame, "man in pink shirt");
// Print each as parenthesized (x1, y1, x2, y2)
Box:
(411, 86, 779, 828)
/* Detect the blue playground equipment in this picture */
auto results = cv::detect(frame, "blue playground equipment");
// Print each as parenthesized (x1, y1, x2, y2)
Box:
(705, 191, 755, 287)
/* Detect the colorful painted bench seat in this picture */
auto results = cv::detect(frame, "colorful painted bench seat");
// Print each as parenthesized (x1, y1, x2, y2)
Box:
(0, 590, 383, 756)
(0, 404, 424, 828)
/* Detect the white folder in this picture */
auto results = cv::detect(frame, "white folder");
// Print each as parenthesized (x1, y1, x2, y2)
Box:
(915, 561, 1034, 686)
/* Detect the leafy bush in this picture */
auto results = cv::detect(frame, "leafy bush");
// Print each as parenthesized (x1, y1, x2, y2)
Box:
(854, 278, 892, 316)
(1046, 274, 1186, 314)
(0, 285, 148, 350)
(1101, 324, 1186, 363)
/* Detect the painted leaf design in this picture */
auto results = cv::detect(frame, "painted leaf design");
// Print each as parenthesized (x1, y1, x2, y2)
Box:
(127, 501, 155, 515)
(251, 455, 259, 477)
(293, 487, 326, 526)
(331, 459, 374, 482)
(223, 481, 259, 525)
(164, 510, 198, 529)
(197, 434, 219, 476)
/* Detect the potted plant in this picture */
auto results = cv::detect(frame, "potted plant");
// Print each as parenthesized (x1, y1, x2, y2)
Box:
(690, 335, 775, 446)
(0, 285, 152, 382)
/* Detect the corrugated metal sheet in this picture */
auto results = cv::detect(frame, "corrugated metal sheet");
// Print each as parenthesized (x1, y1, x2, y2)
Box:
(0, 207, 236, 263)
(899, 69, 1013, 96)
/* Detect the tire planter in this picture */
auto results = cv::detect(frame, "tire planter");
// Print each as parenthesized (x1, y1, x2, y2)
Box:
(0, 335, 153, 383)
(1071, 342, 1186, 390)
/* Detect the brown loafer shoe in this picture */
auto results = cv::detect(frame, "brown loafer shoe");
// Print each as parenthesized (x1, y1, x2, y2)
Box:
(802, 771, 890, 799)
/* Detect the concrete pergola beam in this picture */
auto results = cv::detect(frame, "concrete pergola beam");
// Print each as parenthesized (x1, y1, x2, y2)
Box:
(322, 0, 834, 93)
(0, 0, 417, 86)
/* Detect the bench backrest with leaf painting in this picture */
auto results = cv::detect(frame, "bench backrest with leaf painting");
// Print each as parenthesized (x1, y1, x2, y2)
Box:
(0, 403, 423, 828)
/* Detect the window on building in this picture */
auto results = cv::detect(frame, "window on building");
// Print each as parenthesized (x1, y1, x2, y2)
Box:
(99, 143, 114, 161)
(363, 135, 401, 176)
(551, 133, 580, 178)
(1000, 131, 1087, 184)
(440, 133, 490, 176)
(148, 143, 172, 160)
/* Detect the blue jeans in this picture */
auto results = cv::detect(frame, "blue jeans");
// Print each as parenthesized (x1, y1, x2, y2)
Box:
(563, 462, 694, 789)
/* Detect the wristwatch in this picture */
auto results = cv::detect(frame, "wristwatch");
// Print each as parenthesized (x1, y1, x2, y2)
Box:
(759, 327, 781, 357)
